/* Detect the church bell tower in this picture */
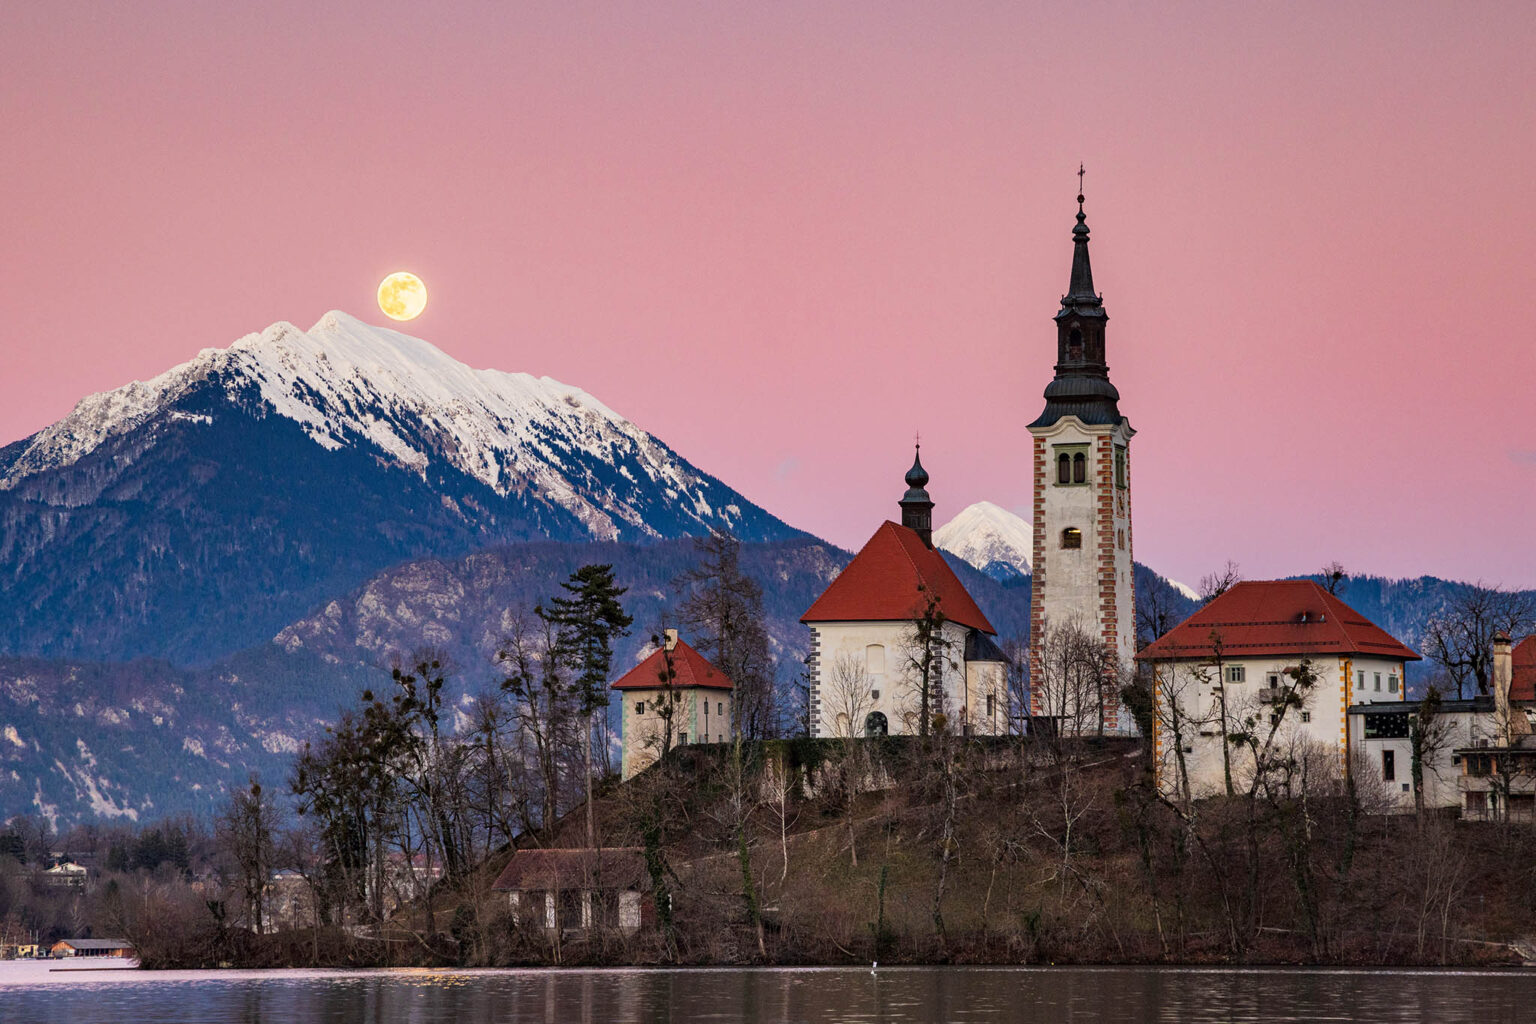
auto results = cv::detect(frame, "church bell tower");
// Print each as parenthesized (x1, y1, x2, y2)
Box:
(1027, 183, 1136, 734)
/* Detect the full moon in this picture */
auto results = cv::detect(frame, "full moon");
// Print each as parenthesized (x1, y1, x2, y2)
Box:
(377, 272, 428, 321)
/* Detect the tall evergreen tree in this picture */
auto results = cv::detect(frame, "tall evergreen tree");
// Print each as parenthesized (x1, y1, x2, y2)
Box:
(543, 564, 633, 848)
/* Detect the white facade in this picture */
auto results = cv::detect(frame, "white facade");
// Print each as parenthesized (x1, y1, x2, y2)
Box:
(1029, 416, 1136, 734)
(1151, 653, 1409, 799)
(619, 686, 733, 780)
(808, 620, 1007, 738)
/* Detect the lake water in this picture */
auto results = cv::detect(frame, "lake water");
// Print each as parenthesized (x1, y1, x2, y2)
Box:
(2, 961, 1534, 1023)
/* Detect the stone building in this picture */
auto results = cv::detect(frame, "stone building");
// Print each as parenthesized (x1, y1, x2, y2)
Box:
(1027, 190, 1136, 734)
(611, 630, 733, 780)
(1138, 580, 1420, 799)
(801, 451, 1008, 738)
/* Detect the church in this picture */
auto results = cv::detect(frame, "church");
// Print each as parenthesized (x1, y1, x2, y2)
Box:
(799, 188, 1138, 739)
(1027, 189, 1138, 736)
(801, 450, 1008, 737)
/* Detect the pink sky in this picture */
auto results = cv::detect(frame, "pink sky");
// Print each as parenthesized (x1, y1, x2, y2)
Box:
(4, 1, 1534, 588)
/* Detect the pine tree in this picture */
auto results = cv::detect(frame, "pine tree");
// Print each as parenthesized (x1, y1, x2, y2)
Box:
(543, 564, 633, 848)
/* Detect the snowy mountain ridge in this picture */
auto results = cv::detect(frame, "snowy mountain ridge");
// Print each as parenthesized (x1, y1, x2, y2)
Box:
(934, 500, 1033, 580)
(3, 312, 743, 541)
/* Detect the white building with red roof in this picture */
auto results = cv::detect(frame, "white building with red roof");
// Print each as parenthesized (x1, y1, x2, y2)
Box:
(1136, 580, 1421, 800)
(611, 629, 733, 779)
(801, 450, 1008, 738)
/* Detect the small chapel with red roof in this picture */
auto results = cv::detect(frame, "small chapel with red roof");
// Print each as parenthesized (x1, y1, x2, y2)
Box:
(801, 450, 1008, 738)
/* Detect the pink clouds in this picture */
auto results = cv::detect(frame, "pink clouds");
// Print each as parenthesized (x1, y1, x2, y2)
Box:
(2, 1, 1533, 586)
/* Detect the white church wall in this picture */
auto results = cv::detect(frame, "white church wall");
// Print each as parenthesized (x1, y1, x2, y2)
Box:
(810, 620, 985, 737)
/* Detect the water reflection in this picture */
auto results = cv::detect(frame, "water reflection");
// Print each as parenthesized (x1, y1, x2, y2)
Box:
(2, 965, 1534, 1023)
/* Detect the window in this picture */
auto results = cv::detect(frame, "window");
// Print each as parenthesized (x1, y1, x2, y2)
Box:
(866, 644, 886, 674)
(1388, 674, 1398, 694)
(1061, 527, 1082, 549)
(1374, 672, 1382, 692)
(864, 712, 889, 737)
(1114, 447, 1127, 489)
(1054, 445, 1088, 485)
(1068, 326, 1084, 360)
(1225, 665, 1246, 684)
(717, 701, 723, 715)
(1382, 749, 1395, 782)
(1356, 671, 1365, 690)
(1266, 673, 1281, 690)
(679, 732, 687, 745)
(636, 701, 645, 715)
(1058, 453, 1071, 484)
(986, 694, 995, 717)
(1301, 711, 1312, 723)
(1073, 452, 1086, 484)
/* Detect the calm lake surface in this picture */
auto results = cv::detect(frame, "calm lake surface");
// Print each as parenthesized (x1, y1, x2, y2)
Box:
(3, 963, 1534, 1023)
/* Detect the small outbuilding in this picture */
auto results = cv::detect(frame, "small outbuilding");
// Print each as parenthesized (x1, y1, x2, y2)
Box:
(491, 848, 651, 937)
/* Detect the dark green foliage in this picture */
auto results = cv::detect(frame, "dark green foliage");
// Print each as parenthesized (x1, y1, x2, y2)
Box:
(542, 563, 634, 719)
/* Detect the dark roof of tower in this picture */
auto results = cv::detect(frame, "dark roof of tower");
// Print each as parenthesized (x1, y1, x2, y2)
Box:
(902, 446, 931, 504)
(1029, 192, 1125, 430)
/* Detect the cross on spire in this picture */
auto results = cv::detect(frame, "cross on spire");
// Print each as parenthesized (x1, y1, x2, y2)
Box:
(1077, 163, 1085, 210)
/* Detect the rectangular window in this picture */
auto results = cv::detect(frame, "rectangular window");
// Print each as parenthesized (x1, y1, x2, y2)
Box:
(1382, 749, 1395, 782)
(1374, 672, 1382, 692)
(636, 701, 645, 715)
(1388, 675, 1398, 694)
(986, 694, 995, 717)
(1225, 665, 1246, 684)
(1301, 711, 1312, 723)
(1114, 447, 1127, 489)
(1356, 671, 1365, 690)
(717, 702, 723, 715)
(679, 732, 687, 745)
(1267, 673, 1281, 690)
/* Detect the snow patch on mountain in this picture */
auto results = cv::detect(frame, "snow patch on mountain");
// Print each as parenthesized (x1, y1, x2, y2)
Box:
(1, 312, 748, 541)
(934, 501, 1033, 579)
(1168, 578, 1200, 601)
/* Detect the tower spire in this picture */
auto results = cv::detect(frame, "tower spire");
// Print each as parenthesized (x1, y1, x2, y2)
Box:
(1066, 165, 1098, 305)
(1028, 177, 1122, 430)
(899, 444, 934, 547)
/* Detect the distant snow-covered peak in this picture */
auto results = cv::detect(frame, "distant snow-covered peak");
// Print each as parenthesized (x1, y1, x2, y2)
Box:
(1, 312, 744, 542)
(1168, 578, 1200, 601)
(934, 500, 1032, 577)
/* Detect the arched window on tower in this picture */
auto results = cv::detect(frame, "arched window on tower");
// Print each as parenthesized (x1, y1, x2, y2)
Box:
(1068, 326, 1084, 361)
(1057, 453, 1071, 485)
(1072, 452, 1086, 484)
(1061, 527, 1082, 549)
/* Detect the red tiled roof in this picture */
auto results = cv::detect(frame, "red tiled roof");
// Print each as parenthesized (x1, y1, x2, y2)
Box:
(1512, 635, 1536, 702)
(1135, 580, 1420, 663)
(610, 638, 734, 691)
(491, 848, 648, 892)
(800, 521, 995, 634)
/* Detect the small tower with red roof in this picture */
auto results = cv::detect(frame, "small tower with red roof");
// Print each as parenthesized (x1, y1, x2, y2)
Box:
(611, 629, 734, 779)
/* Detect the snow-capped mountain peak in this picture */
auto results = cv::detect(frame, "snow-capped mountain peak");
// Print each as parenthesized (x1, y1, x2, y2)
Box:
(2, 311, 784, 544)
(933, 500, 1032, 580)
